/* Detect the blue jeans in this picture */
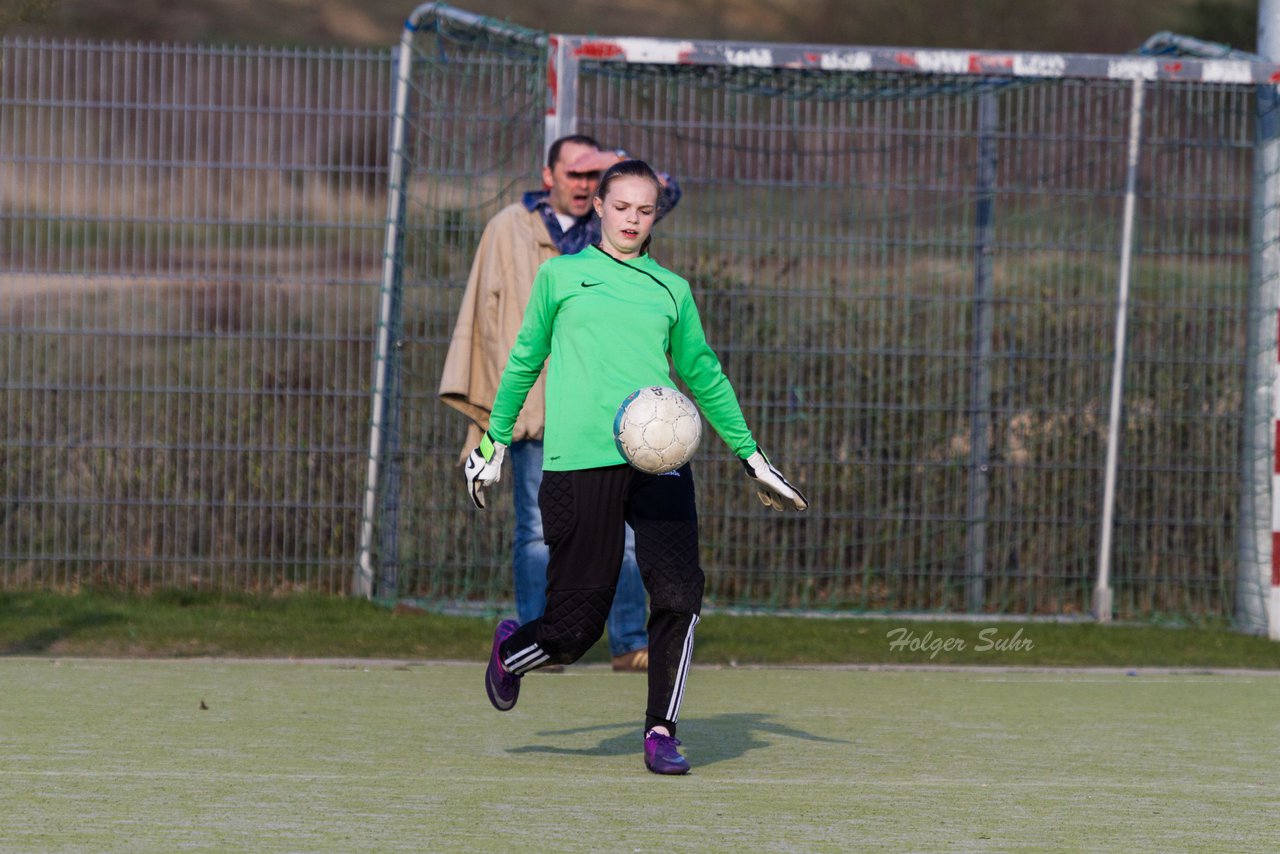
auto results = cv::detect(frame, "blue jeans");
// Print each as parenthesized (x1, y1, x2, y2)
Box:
(509, 439, 648, 657)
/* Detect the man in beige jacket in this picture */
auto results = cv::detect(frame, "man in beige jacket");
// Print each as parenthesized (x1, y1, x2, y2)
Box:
(440, 134, 681, 671)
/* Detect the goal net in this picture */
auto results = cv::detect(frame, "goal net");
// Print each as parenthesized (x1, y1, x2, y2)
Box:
(361, 3, 1269, 620)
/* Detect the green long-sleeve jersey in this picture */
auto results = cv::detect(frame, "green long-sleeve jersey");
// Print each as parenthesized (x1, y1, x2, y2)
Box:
(488, 244, 758, 471)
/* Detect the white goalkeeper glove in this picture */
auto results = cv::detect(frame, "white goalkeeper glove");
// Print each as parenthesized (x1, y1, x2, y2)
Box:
(742, 449, 808, 512)
(464, 430, 507, 510)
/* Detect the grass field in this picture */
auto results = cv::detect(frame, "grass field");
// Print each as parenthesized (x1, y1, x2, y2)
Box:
(4, 658, 1279, 852)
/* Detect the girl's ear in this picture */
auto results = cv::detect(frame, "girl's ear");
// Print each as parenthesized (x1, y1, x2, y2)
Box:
(592, 197, 603, 217)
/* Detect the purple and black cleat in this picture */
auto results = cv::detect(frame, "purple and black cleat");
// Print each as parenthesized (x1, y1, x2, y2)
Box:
(485, 619, 521, 712)
(644, 729, 690, 775)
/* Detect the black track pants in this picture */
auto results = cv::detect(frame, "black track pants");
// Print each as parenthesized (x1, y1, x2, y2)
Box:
(499, 463, 704, 733)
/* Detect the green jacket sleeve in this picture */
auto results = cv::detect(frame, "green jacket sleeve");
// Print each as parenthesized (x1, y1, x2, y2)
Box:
(669, 287, 758, 459)
(488, 265, 555, 445)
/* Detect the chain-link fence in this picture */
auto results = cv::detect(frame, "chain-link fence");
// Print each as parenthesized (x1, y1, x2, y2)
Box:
(1, 17, 1275, 622)
(1, 40, 392, 591)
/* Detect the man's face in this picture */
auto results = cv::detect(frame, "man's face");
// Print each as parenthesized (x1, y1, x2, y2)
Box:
(543, 141, 602, 218)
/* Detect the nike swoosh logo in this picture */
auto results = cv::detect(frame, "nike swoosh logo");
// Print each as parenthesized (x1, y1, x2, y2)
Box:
(580, 281, 604, 288)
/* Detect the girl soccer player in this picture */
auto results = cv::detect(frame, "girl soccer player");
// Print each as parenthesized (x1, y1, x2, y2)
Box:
(465, 159, 807, 775)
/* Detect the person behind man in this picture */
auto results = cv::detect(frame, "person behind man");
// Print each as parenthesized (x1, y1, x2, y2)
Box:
(439, 134, 681, 672)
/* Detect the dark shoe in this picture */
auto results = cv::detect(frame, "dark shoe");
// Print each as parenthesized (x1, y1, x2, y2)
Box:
(644, 729, 690, 775)
(485, 619, 521, 711)
(612, 647, 649, 672)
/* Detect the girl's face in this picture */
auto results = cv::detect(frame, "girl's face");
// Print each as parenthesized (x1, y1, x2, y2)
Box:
(593, 175, 659, 260)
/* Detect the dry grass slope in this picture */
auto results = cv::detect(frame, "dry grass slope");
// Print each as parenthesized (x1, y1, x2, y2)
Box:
(17, 0, 1214, 54)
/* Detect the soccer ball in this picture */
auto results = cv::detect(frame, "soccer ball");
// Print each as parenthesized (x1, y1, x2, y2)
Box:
(613, 386, 702, 474)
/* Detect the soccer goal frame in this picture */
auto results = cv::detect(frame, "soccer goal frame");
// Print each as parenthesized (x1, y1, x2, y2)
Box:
(358, 2, 1280, 631)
